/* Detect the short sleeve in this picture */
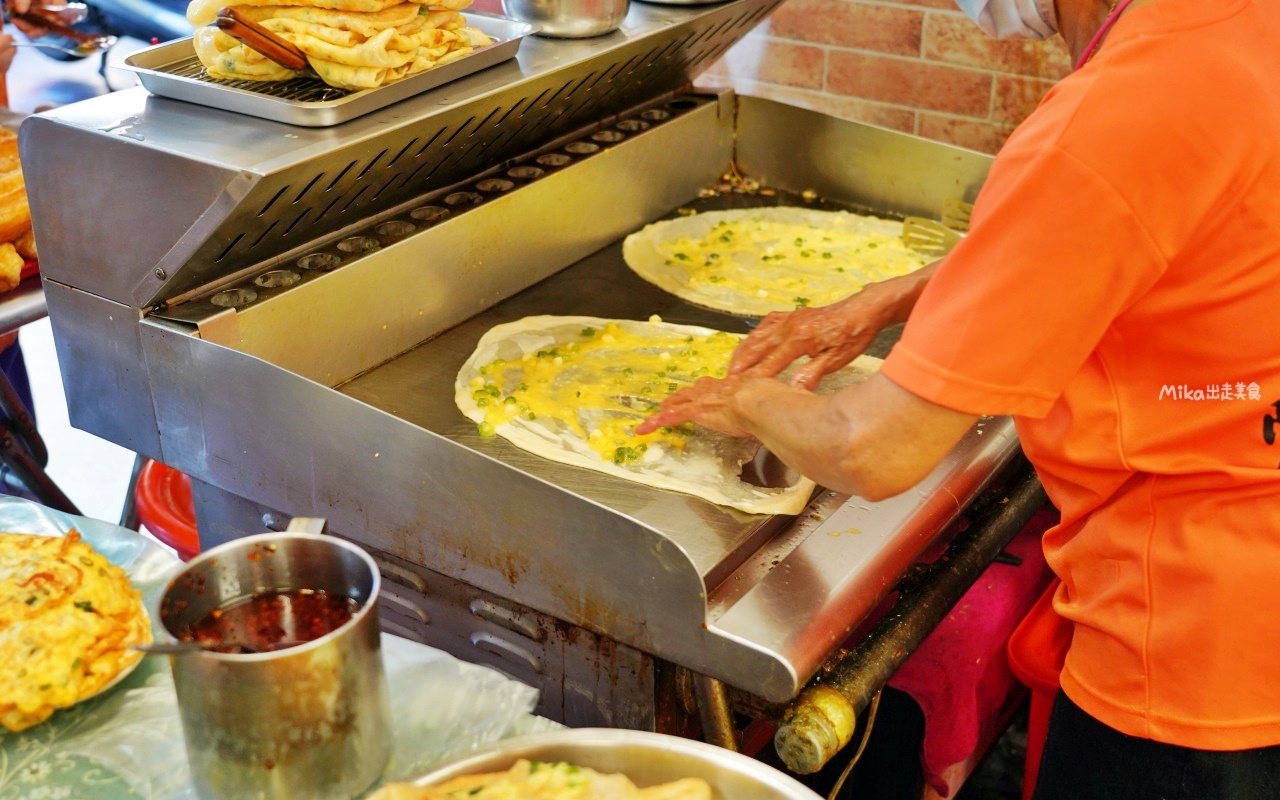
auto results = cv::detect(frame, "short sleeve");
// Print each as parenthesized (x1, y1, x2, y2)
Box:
(882, 141, 1167, 418)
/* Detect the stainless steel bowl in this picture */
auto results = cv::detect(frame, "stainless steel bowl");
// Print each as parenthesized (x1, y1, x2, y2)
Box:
(411, 728, 823, 799)
(501, 0, 627, 38)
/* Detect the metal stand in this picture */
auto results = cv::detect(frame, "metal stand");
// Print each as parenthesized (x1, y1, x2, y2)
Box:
(0, 367, 81, 515)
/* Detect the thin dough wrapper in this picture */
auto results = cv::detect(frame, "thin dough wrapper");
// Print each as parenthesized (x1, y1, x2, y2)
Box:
(455, 315, 881, 516)
(623, 207, 932, 318)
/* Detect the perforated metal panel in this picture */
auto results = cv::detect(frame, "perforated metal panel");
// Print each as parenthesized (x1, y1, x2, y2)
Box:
(173, 1, 777, 304)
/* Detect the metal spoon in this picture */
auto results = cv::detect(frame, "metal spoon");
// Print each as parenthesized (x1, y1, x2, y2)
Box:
(13, 39, 113, 57)
(131, 640, 306, 655)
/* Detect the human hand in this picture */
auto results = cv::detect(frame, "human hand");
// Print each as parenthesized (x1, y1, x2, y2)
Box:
(0, 32, 14, 74)
(635, 373, 784, 438)
(728, 264, 938, 390)
(7, 0, 69, 39)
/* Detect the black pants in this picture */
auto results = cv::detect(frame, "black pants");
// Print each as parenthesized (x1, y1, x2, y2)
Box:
(1033, 691, 1280, 800)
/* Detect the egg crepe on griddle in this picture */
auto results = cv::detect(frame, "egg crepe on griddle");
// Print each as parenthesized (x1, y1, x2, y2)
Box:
(456, 314, 881, 515)
(623, 207, 932, 317)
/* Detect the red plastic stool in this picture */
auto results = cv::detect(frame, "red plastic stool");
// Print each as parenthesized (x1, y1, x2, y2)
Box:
(134, 459, 201, 561)
(1007, 578, 1071, 800)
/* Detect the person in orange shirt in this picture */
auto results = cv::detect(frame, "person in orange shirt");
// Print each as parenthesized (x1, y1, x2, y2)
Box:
(639, 0, 1280, 797)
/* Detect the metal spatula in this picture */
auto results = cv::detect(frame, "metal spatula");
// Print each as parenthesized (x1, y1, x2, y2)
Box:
(903, 217, 964, 258)
(942, 199, 973, 232)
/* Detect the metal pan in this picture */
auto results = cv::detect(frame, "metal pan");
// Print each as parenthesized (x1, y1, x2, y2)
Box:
(121, 12, 538, 127)
(409, 728, 824, 799)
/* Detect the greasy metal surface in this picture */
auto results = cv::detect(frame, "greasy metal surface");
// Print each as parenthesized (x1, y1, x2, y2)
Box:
(732, 99, 992, 220)
(22, 0, 779, 309)
(123, 14, 538, 127)
(39, 90, 1011, 702)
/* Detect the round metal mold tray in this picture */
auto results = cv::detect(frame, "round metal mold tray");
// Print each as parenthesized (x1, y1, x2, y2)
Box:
(616, 119, 650, 132)
(297, 252, 341, 272)
(507, 165, 545, 180)
(536, 153, 572, 167)
(476, 178, 516, 193)
(444, 191, 484, 207)
(640, 108, 671, 122)
(338, 236, 380, 254)
(210, 287, 258, 308)
(376, 220, 416, 238)
(591, 130, 625, 143)
(564, 141, 600, 155)
(254, 269, 301, 289)
(410, 205, 450, 224)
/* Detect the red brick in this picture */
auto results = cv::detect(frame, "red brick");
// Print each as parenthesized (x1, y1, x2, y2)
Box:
(827, 51, 992, 116)
(718, 36, 825, 89)
(768, 0, 923, 56)
(992, 74, 1059, 126)
(924, 13, 1071, 78)
(894, 0, 956, 9)
(917, 112, 1014, 154)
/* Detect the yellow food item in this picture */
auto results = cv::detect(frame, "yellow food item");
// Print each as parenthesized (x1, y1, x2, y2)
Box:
(187, 0, 492, 90)
(367, 760, 713, 799)
(470, 319, 739, 466)
(0, 531, 151, 732)
(0, 128, 35, 283)
(455, 315, 881, 515)
(0, 243, 22, 293)
(623, 207, 930, 317)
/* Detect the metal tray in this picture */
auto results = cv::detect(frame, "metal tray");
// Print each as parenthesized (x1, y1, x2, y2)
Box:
(122, 13, 537, 127)
(409, 729, 824, 799)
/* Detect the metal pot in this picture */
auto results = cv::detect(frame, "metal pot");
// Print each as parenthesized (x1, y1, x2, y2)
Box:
(158, 522, 391, 800)
(411, 728, 824, 799)
(501, 0, 627, 38)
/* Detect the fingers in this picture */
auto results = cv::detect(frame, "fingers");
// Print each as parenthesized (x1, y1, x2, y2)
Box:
(732, 311, 788, 376)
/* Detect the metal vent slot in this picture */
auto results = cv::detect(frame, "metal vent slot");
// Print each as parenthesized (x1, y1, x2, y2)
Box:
(283, 207, 311, 237)
(257, 185, 289, 217)
(249, 219, 280, 249)
(415, 127, 451, 158)
(215, 232, 246, 263)
(316, 193, 345, 223)
(520, 89, 551, 116)
(370, 173, 400, 203)
(357, 150, 389, 180)
(387, 138, 420, 168)
(341, 184, 372, 214)
(326, 161, 358, 191)
(294, 173, 325, 204)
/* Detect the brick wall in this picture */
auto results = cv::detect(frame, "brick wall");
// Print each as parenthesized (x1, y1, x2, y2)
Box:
(698, 0, 1072, 154)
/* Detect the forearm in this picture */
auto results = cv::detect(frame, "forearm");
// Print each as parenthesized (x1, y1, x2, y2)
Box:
(865, 260, 940, 327)
(731, 371, 977, 501)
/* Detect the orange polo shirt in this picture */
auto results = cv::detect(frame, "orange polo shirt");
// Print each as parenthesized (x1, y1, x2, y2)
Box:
(882, 0, 1280, 749)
